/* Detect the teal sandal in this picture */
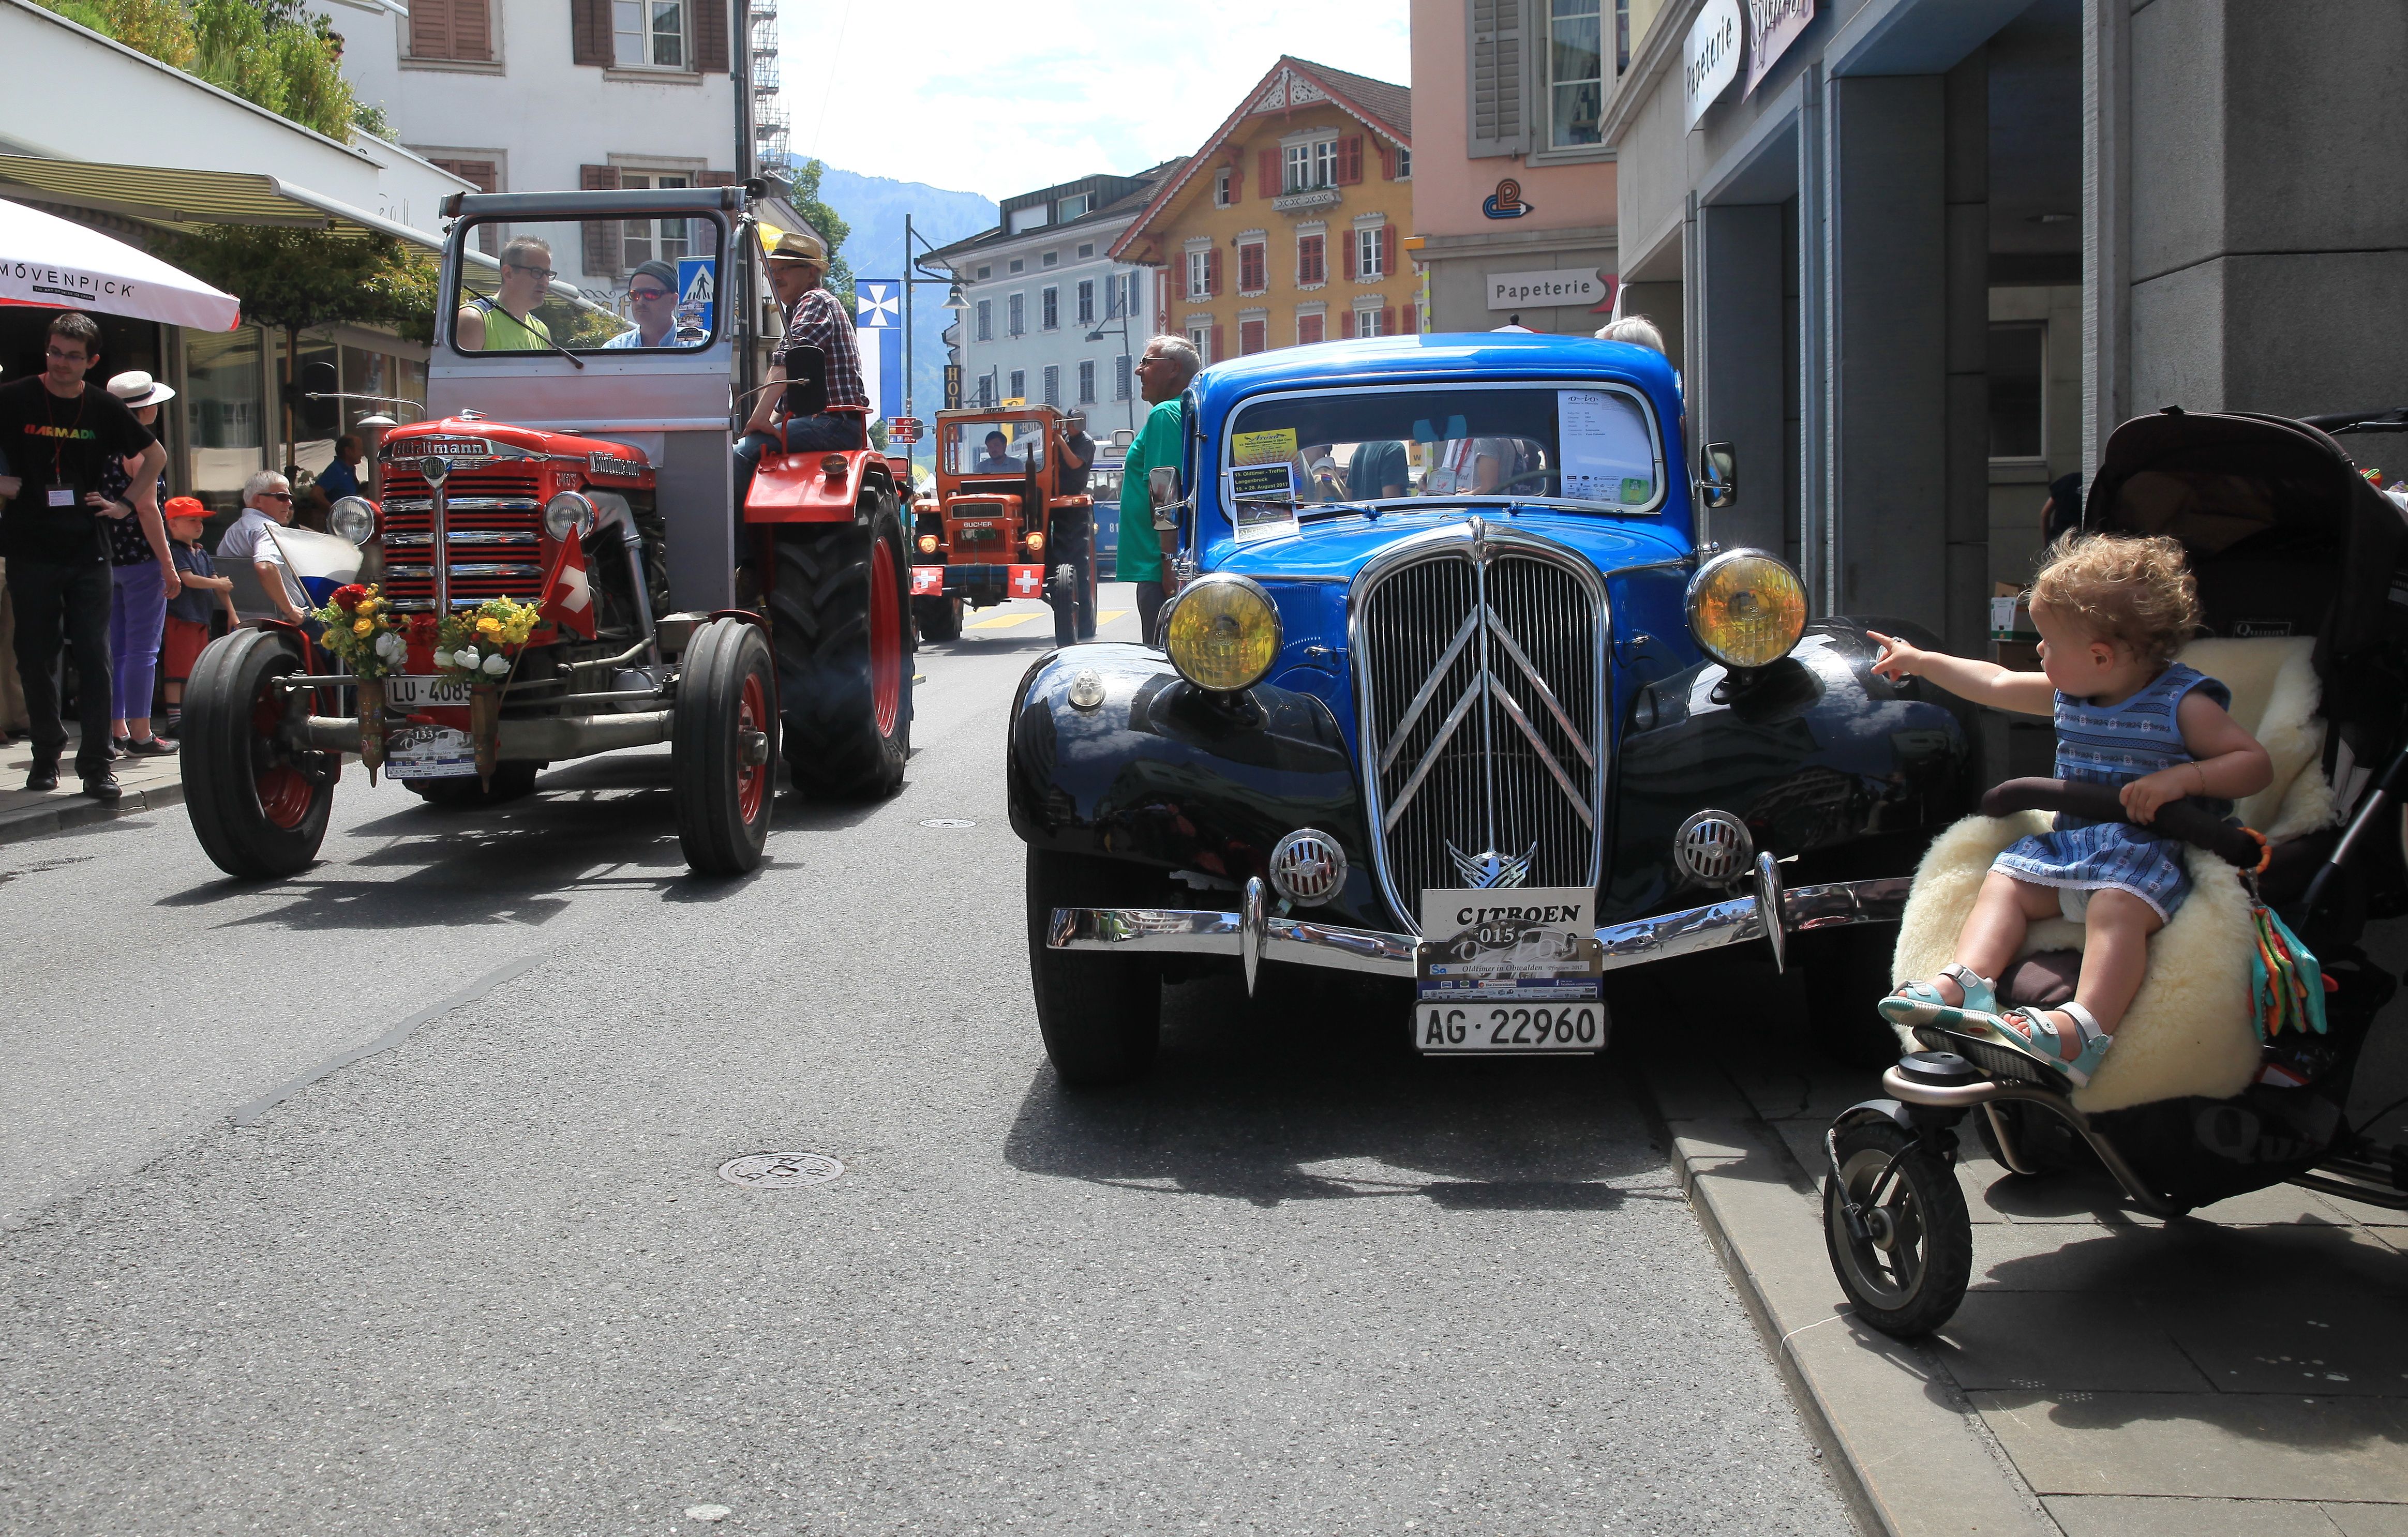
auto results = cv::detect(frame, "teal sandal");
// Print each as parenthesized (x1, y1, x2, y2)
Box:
(1991, 1001, 2114, 1091)
(1878, 961, 2001, 1032)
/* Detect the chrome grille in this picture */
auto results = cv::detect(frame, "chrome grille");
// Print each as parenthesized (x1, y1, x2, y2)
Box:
(377, 466, 544, 611)
(1352, 520, 1606, 932)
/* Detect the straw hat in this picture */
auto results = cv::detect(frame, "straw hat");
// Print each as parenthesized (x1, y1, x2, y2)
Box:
(107, 370, 176, 408)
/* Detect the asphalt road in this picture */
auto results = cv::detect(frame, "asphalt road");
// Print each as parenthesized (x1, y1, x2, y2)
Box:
(1, 584, 1853, 1535)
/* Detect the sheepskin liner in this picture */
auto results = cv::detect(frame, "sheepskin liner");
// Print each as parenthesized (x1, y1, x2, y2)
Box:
(1889, 811, 2260, 1113)
(2179, 637, 2333, 841)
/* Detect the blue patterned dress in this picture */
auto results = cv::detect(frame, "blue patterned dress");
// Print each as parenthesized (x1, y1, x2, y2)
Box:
(1992, 662, 2232, 921)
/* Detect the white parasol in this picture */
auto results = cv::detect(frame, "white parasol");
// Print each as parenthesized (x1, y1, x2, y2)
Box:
(0, 197, 241, 331)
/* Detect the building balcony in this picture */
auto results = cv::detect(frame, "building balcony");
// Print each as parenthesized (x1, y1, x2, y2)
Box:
(1272, 187, 1342, 214)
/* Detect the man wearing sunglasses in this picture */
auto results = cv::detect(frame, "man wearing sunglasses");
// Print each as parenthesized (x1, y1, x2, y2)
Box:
(214, 471, 312, 629)
(456, 236, 558, 353)
(603, 260, 683, 350)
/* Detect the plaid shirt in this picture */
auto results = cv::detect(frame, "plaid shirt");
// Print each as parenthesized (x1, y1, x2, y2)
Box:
(779, 285, 867, 412)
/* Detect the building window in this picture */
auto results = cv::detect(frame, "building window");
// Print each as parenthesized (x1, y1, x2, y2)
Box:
(1239, 317, 1267, 355)
(1285, 137, 1340, 193)
(1614, 0, 1629, 72)
(1042, 251, 1058, 268)
(614, 0, 685, 68)
(1058, 193, 1090, 221)
(1548, 0, 1604, 147)
(1008, 293, 1025, 337)
(1115, 354, 1132, 400)
(1187, 322, 1212, 365)
(1008, 258, 1024, 274)
(1354, 305, 1388, 337)
(1076, 280, 1096, 326)
(1009, 369, 1026, 402)
(1078, 243, 1094, 259)
(1117, 273, 1141, 319)
(408, 0, 493, 60)
(1355, 225, 1387, 280)
(619, 173, 691, 270)
(1186, 248, 1212, 300)
(1394, 145, 1412, 179)
(1297, 311, 1324, 345)
(977, 373, 996, 409)
(1042, 287, 1059, 330)
(1238, 240, 1266, 294)
(1216, 168, 1234, 207)
(1297, 233, 1325, 287)
(975, 298, 993, 342)
(1078, 359, 1096, 404)
(1008, 206, 1048, 235)
(1989, 322, 2046, 459)
(975, 265, 991, 280)
(1042, 365, 1061, 406)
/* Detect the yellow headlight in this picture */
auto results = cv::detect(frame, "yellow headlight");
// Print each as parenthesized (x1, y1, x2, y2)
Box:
(1163, 575, 1282, 693)
(1685, 550, 1807, 669)
(917, 533, 938, 554)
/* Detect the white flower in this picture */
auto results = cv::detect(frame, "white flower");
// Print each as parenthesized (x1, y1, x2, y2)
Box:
(453, 647, 480, 670)
(373, 631, 406, 662)
(481, 653, 510, 675)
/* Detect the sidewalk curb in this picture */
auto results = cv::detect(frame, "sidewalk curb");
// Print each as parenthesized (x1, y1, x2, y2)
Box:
(1638, 1059, 2057, 1537)
(0, 781, 184, 847)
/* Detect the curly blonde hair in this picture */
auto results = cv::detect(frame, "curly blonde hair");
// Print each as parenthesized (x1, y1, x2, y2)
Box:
(2028, 532, 2202, 666)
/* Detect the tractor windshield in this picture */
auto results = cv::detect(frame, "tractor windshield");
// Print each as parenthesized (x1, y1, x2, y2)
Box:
(451, 215, 721, 354)
(946, 418, 1047, 477)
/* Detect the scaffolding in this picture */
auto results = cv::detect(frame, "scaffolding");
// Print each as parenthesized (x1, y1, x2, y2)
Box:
(749, 0, 787, 172)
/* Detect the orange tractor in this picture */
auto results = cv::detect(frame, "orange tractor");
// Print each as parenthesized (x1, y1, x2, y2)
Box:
(909, 404, 1098, 645)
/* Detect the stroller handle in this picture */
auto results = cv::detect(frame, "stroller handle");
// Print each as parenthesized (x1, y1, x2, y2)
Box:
(1978, 777, 2267, 870)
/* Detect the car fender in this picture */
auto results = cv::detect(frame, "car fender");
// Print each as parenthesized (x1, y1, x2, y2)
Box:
(1005, 642, 1388, 928)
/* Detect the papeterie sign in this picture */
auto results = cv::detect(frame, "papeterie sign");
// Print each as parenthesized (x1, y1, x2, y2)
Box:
(1745, 0, 1815, 97)
(1684, 0, 1743, 129)
(1486, 268, 1608, 310)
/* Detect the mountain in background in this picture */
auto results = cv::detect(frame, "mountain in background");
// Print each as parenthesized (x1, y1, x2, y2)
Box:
(800, 163, 997, 472)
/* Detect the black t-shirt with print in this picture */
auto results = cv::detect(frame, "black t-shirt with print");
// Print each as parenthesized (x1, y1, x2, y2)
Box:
(0, 376, 157, 562)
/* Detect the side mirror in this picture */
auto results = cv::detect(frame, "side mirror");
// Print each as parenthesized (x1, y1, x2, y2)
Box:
(1148, 465, 1177, 508)
(1700, 442, 1738, 509)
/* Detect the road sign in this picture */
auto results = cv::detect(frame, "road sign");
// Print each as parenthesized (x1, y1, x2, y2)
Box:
(888, 416, 922, 443)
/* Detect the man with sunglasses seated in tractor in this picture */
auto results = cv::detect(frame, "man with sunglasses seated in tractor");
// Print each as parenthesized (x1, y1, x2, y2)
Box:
(734, 227, 868, 511)
(456, 236, 559, 353)
(604, 260, 686, 350)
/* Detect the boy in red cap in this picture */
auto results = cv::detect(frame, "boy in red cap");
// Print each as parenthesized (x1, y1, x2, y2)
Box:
(159, 496, 234, 737)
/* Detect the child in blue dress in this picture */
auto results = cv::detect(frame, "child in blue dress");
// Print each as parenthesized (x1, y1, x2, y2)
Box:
(1866, 533, 2273, 1089)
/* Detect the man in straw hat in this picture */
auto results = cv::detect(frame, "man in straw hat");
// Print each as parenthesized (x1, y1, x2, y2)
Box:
(735, 225, 869, 511)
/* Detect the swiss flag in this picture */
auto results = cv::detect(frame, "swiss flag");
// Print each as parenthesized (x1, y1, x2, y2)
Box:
(910, 565, 945, 596)
(544, 532, 596, 639)
(1008, 564, 1045, 599)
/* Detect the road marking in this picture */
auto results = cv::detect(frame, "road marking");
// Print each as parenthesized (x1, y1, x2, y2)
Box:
(967, 611, 1044, 629)
(1099, 610, 1128, 623)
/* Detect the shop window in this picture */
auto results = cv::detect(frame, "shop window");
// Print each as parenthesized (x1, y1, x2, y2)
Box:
(184, 327, 265, 496)
(1548, 0, 1603, 147)
(1988, 322, 2046, 460)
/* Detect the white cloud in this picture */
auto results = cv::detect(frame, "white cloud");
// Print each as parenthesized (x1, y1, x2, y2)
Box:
(774, 0, 1411, 200)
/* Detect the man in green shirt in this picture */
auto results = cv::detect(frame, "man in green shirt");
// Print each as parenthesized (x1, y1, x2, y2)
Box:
(456, 236, 558, 353)
(1116, 334, 1200, 644)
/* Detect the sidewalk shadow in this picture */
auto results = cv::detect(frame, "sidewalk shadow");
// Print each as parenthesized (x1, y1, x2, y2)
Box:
(1002, 966, 1671, 1211)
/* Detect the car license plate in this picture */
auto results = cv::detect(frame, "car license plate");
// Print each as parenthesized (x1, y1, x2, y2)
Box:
(384, 724, 477, 779)
(385, 673, 474, 713)
(1414, 884, 1605, 1055)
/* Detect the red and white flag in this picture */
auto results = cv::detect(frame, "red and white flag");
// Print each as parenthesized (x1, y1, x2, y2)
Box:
(1008, 564, 1045, 599)
(910, 565, 945, 596)
(544, 534, 596, 638)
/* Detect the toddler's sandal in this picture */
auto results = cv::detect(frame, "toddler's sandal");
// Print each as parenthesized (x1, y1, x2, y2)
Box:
(1991, 1001, 2113, 1091)
(1878, 961, 2000, 1031)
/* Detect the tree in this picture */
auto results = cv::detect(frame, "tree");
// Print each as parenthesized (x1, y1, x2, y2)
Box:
(38, 0, 358, 140)
(786, 159, 856, 306)
(162, 227, 437, 463)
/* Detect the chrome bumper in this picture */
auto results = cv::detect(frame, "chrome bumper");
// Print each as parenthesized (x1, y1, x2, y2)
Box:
(1048, 855, 1910, 995)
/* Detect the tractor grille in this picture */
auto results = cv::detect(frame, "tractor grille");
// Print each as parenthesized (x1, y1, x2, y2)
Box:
(1352, 522, 1607, 932)
(376, 466, 545, 611)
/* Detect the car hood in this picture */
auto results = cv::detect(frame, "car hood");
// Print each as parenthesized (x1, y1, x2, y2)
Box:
(1207, 504, 1689, 586)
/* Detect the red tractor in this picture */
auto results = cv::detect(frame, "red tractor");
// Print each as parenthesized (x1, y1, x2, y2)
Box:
(910, 403, 1098, 645)
(180, 184, 914, 880)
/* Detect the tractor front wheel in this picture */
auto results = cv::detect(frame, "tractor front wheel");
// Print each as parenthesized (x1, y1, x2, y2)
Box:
(914, 592, 964, 643)
(672, 617, 777, 875)
(183, 626, 335, 879)
(770, 514, 912, 800)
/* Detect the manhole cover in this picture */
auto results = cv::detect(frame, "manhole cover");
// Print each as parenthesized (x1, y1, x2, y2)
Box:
(717, 1152, 843, 1189)
(919, 818, 976, 828)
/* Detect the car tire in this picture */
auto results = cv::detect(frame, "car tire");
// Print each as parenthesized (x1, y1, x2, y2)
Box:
(770, 512, 912, 800)
(183, 626, 334, 879)
(1802, 924, 1907, 1069)
(672, 617, 776, 875)
(1026, 847, 1163, 1087)
(406, 761, 542, 806)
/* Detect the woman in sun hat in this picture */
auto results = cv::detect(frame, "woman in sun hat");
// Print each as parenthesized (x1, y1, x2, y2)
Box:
(93, 369, 178, 755)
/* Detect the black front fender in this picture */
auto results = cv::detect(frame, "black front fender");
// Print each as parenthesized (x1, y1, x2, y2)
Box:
(1006, 643, 1387, 927)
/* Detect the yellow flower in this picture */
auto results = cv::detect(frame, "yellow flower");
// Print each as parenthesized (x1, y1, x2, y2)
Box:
(477, 616, 502, 636)
(352, 617, 373, 636)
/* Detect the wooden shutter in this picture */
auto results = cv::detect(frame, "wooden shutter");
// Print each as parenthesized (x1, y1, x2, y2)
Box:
(1240, 319, 1265, 355)
(1337, 136, 1364, 185)
(1382, 306, 1396, 337)
(1378, 143, 1396, 180)
(1205, 247, 1222, 298)
(1379, 226, 1396, 276)
(1298, 313, 1322, 345)
(1340, 310, 1355, 340)
(694, 0, 728, 73)
(1209, 325, 1223, 364)
(1468, 0, 1528, 157)
(409, 0, 450, 58)
(1258, 148, 1279, 197)
(446, 0, 491, 59)
(571, 0, 610, 65)
(1227, 161, 1244, 201)
(580, 165, 622, 279)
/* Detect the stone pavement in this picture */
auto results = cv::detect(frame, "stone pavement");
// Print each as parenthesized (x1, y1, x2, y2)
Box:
(1622, 941, 2408, 1537)
(0, 727, 184, 845)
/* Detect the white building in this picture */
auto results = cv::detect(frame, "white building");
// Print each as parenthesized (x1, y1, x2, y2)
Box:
(309, 0, 754, 296)
(930, 166, 1177, 439)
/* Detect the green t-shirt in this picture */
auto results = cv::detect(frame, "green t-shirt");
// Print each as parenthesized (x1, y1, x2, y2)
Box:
(472, 299, 554, 352)
(1115, 397, 1183, 584)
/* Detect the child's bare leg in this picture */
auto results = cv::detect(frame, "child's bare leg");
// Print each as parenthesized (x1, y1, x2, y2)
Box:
(1925, 872, 2057, 1002)
(2064, 888, 2162, 1036)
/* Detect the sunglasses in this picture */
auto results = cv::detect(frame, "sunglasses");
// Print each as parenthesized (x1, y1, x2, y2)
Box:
(508, 263, 558, 281)
(629, 286, 672, 299)
(258, 491, 293, 502)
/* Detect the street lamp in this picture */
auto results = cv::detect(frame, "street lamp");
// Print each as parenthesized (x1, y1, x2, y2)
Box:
(900, 214, 965, 474)
(1085, 289, 1137, 434)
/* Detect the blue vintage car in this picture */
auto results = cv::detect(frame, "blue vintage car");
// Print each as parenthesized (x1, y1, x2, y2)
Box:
(1008, 333, 1976, 1084)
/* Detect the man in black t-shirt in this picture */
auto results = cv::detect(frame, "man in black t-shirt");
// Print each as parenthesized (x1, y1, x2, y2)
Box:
(0, 311, 167, 797)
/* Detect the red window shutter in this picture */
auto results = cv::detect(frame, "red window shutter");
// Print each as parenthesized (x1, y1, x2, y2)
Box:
(1378, 143, 1395, 180)
(409, 0, 450, 57)
(1259, 148, 1278, 195)
(1379, 225, 1396, 273)
(1382, 306, 1396, 337)
(1298, 313, 1323, 345)
(1240, 319, 1265, 355)
(1337, 136, 1364, 185)
(1209, 325, 1224, 364)
(1205, 247, 1222, 298)
(693, 0, 729, 73)
(570, 0, 609, 65)
(580, 165, 622, 277)
(1229, 161, 1244, 201)
(1340, 310, 1355, 340)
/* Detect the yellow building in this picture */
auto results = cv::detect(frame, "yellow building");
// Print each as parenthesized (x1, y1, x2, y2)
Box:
(1112, 57, 1414, 364)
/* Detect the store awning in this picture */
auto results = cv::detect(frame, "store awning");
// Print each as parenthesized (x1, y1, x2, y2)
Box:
(0, 155, 443, 251)
(0, 197, 241, 329)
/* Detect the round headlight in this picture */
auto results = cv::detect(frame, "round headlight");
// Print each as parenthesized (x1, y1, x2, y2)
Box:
(326, 495, 376, 544)
(1162, 574, 1282, 694)
(1686, 549, 1807, 670)
(544, 490, 596, 541)
(916, 533, 939, 554)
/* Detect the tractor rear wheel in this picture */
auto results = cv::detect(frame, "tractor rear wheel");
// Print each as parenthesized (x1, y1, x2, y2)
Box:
(183, 627, 334, 879)
(769, 512, 912, 799)
(672, 617, 777, 875)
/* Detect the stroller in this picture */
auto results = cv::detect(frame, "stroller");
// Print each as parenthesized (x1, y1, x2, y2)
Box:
(1823, 405, 2408, 1338)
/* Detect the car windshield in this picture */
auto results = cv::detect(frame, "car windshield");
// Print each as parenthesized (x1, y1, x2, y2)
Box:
(1219, 384, 1662, 513)
(946, 419, 1046, 475)
(451, 216, 720, 353)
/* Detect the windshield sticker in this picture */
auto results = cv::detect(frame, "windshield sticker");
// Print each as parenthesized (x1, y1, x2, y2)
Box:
(1557, 389, 1656, 505)
(1228, 463, 1300, 544)
(1231, 428, 1299, 466)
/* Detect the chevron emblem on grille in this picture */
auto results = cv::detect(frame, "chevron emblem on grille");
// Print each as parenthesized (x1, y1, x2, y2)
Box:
(1446, 841, 1537, 888)
(1380, 600, 1598, 834)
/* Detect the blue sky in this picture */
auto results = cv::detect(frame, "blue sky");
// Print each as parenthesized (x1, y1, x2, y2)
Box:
(776, 0, 1413, 201)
